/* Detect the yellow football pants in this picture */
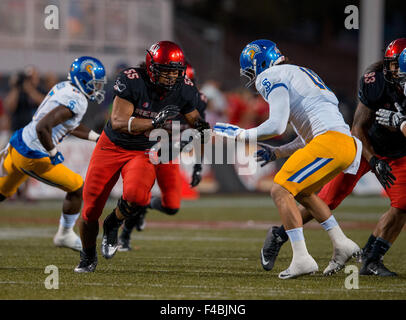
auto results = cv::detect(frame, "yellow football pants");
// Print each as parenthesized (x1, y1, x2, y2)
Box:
(0, 146, 83, 198)
(274, 131, 357, 197)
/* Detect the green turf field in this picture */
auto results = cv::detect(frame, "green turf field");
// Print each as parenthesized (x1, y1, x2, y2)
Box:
(0, 195, 405, 300)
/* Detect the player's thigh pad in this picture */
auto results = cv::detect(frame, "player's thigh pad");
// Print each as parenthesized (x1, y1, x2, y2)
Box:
(274, 131, 356, 196)
(0, 147, 29, 197)
(156, 162, 181, 209)
(121, 152, 156, 206)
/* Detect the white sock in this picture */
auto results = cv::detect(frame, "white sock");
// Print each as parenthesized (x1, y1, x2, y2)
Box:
(321, 216, 347, 247)
(59, 212, 80, 229)
(286, 227, 309, 259)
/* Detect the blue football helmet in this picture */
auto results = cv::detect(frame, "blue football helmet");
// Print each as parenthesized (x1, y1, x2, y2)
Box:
(68, 56, 107, 104)
(240, 39, 285, 87)
(398, 48, 406, 94)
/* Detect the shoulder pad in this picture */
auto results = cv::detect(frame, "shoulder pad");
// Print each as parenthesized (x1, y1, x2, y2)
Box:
(114, 68, 143, 100)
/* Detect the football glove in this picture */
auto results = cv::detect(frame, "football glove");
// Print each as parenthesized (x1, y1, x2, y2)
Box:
(376, 102, 406, 129)
(255, 143, 277, 167)
(50, 151, 64, 165)
(152, 105, 180, 128)
(369, 156, 396, 189)
(213, 122, 245, 140)
(193, 118, 211, 144)
(190, 164, 202, 187)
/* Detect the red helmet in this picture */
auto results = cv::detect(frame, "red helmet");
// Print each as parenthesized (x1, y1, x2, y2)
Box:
(384, 38, 406, 83)
(186, 62, 195, 82)
(145, 41, 186, 90)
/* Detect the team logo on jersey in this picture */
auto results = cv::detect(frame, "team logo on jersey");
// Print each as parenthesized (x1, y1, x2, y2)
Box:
(80, 59, 95, 75)
(142, 102, 149, 109)
(114, 79, 126, 93)
(243, 44, 261, 60)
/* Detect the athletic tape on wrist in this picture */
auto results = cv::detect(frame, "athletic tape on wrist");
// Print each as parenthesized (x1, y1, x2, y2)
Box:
(88, 130, 100, 142)
(48, 147, 57, 157)
(128, 117, 135, 134)
(400, 121, 406, 133)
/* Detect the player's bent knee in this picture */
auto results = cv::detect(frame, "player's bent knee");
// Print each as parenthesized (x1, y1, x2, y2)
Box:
(123, 187, 150, 207)
(118, 197, 144, 218)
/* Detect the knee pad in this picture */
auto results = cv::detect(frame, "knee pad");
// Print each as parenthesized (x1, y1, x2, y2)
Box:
(117, 197, 143, 218)
(162, 207, 179, 215)
(0, 193, 6, 202)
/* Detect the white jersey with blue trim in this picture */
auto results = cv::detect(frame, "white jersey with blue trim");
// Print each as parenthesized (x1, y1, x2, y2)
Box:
(255, 64, 350, 143)
(21, 81, 88, 155)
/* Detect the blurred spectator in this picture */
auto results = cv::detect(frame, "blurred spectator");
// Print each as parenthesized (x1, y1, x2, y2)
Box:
(0, 96, 10, 148)
(226, 88, 257, 128)
(200, 80, 227, 126)
(4, 66, 46, 132)
(43, 72, 59, 92)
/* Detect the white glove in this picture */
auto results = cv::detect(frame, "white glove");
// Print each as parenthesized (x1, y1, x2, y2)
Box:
(376, 102, 406, 130)
(213, 122, 246, 140)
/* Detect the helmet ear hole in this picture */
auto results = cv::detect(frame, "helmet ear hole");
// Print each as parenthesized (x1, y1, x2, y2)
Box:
(262, 61, 266, 68)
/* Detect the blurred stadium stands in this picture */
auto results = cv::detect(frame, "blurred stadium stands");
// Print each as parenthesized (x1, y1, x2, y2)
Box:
(0, 0, 405, 198)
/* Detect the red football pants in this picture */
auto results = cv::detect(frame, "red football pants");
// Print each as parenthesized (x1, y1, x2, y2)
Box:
(82, 132, 156, 222)
(152, 161, 182, 210)
(318, 155, 406, 211)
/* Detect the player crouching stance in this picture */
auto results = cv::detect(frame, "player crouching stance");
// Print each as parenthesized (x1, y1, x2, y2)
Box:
(0, 56, 105, 251)
(74, 41, 210, 273)
(214, 40, 362, 279)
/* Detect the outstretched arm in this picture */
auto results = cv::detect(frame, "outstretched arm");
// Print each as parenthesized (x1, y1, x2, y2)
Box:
(71, 123, 100, 142)
(244, 86, 290, 141)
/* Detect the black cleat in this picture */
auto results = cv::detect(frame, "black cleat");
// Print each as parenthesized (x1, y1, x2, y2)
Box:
(360, 260, 398, 277)
(134, 207, 147, 231)
(118, 228, 131, 252)
(261, 226, 288, 271)
(74, 251, 98, 273)
(101, 212, 123, 259)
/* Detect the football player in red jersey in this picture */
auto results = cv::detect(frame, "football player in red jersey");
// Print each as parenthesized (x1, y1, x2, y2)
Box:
(257, 38, 406, 276)
(116, 61, 208, 251)
(74, 41, 210, 273)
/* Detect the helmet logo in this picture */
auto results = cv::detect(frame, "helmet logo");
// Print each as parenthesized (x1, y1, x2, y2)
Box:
(80, 59, 96, 75)
(149, 43, 160, 56)
(243, 44, 261, 61)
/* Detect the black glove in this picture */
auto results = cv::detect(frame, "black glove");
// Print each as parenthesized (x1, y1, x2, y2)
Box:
(255, 143, 277, 167)
(369, 156, 396, 189)
(152, 105, 180, 128)
(190, 164, 202, 187)
(193, 118, 211, 144)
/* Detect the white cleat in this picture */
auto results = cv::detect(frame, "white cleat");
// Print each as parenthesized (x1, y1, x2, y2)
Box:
(53, 227, 82, 251)
(323, 238, 361, 276)
(278, 255, 319, 280)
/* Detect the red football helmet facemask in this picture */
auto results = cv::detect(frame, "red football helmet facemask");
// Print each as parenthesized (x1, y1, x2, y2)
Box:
(146, 41, 186, 90)
(384, 38, 406, 83)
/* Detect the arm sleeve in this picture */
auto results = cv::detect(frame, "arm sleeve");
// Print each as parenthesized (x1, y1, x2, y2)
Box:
(274, 135, 305, 158)
(244, 85, 290, 140)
